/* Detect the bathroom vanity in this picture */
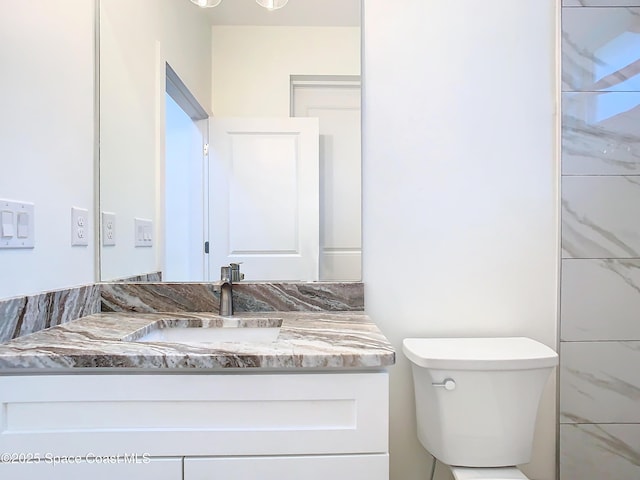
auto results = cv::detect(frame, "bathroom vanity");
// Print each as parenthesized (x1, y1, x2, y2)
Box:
(0, 311, 395, 480)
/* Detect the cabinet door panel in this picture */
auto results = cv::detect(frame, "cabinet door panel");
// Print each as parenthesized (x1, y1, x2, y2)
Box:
(0, 457, 182, 480)
(0, 373, 388, 457)
(185, 454, 388, 480)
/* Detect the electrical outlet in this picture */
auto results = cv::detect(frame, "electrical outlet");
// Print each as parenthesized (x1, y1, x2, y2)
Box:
(71, 207, 89, 246)
(102, 212, 116, 246)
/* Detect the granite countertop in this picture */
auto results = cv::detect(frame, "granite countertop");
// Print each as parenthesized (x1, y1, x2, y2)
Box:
(0, 311, 395, 370)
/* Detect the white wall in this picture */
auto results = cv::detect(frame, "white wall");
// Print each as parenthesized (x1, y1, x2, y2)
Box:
(362, 1, 559, 480)
(211, 26, 360, 116)
(100, 0, 211, 281)
(0, 0, 95, 299)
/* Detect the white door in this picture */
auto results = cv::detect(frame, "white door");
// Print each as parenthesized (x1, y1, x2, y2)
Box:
(208, 117, 319, 281)
(292, 82, 361, 281)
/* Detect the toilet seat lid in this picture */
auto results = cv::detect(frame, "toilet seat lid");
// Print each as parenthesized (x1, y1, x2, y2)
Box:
(450, 466, 529, 480)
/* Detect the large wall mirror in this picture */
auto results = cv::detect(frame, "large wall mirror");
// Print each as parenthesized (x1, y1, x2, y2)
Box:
(99, 0, 361, 283)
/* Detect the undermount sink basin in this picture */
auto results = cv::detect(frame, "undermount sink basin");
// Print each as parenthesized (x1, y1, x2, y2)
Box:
(129, 317, 283, 346)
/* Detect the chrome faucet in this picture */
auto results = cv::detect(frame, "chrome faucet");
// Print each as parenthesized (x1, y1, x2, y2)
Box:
(219, 265, 233, 316)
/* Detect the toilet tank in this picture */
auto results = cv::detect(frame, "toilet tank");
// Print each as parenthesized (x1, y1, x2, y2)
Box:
(403, 337, 558, 468)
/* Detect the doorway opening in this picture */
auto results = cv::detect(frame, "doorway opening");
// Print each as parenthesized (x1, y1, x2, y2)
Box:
(164, 64, 209, 281)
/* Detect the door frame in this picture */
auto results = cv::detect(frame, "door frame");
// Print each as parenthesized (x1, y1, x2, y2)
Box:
(290, 75, 362, 281)
(289, 75, 361, 116)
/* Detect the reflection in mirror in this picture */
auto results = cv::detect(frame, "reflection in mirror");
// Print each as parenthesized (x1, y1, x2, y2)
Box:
(561, 6, 640, 177)
(99, 0, 361, 283)
(164, 65, 209, 281)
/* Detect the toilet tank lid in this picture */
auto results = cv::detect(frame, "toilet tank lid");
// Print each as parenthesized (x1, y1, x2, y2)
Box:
(402, 337, 558, 370)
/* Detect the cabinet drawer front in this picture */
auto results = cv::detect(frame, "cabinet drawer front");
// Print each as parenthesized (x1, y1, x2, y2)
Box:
(0, 372, 388, 456)
(185, 454, 389, 480)
(0, 457, 181, 480)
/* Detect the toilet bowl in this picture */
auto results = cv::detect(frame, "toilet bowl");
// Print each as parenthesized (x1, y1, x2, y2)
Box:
(402, 337, 558, 480)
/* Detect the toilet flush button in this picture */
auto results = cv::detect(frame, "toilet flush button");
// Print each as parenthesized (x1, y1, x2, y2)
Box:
(432, 378, 456, 390)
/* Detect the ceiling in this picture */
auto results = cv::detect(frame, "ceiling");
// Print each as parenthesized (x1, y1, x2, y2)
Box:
(200, 0, 360, 27)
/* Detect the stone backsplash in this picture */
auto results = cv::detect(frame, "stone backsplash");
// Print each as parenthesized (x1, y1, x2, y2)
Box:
(0, 285, 101, 343)
(102, 282, 364, 313)
(0, 281, 364, 343)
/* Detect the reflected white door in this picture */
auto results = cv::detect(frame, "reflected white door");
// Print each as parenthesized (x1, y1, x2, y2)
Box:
(209, 118, 319, 281)
(292, 82, 361, 281)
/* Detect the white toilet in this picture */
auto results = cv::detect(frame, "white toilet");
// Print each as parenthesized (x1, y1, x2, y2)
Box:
(402, 337, 558, 480)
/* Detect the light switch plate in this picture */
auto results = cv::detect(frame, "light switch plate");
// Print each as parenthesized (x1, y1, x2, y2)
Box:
(71, 207, 89, 246)
(134, 218, 153, 247)
(102, 212, 116, 246)
(0, 199, 34, 249)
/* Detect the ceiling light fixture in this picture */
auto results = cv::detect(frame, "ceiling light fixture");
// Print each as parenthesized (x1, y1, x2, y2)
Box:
(256, 0, 289, 11)
(190, 0, 222, 7)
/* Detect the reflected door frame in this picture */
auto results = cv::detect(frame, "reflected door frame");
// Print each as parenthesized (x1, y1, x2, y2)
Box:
(291, 75, 362, 281)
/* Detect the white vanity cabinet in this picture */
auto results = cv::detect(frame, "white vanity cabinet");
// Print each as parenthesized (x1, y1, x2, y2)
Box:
(0, 371, 389, 480)
(185, 454, 388, 480)
(0, 457, 182, 480)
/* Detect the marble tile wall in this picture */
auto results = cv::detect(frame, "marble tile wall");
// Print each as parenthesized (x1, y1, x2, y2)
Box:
(564, 1, 640, 5)
(561, 424, 640, 478)
(561, 3, 640, 478)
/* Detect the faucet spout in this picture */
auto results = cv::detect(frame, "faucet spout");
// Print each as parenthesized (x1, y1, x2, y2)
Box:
(219, 265, 233, 316)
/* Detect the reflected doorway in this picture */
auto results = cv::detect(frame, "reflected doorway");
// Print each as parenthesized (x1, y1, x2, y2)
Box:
(164, 64, 209, 281)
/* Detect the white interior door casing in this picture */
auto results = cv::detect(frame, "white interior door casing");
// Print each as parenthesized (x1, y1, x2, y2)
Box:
(209, 117, 319, 281)
(292, 82, 361, 281)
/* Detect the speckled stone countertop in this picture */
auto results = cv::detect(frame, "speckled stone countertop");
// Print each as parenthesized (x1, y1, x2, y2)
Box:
(0, 312, 395, 370)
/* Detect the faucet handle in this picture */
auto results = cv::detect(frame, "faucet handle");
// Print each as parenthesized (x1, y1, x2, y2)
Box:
(230, 262, 245, 282)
